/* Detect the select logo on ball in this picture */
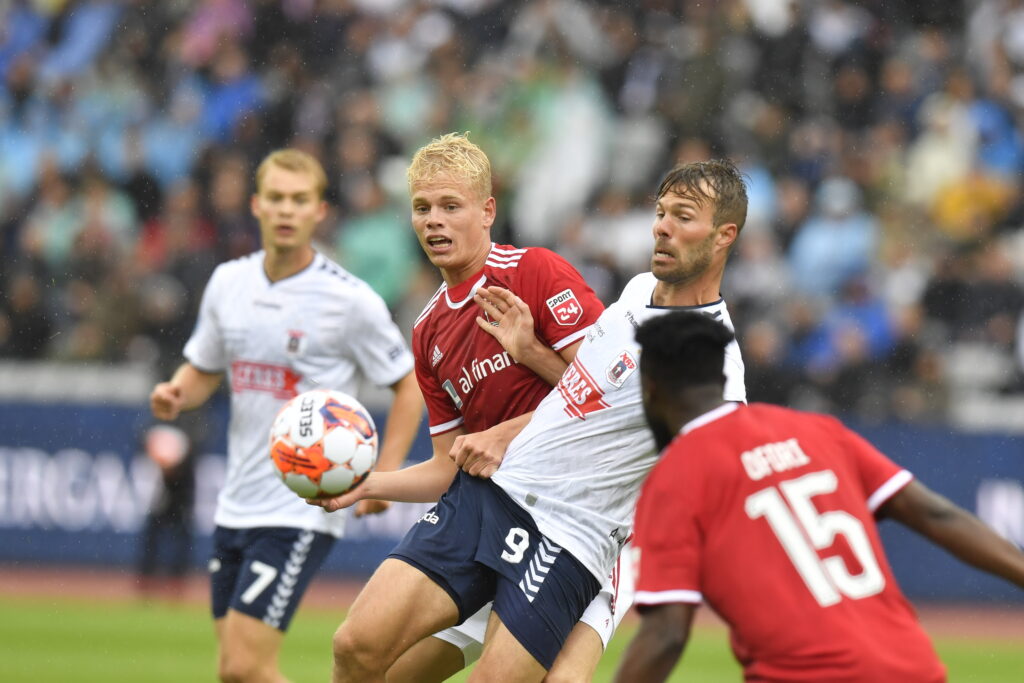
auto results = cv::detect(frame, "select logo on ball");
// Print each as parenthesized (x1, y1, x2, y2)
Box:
(269, 389, 378, 498)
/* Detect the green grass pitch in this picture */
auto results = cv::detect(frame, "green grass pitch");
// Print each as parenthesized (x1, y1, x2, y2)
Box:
(1, 596, 1020, 682)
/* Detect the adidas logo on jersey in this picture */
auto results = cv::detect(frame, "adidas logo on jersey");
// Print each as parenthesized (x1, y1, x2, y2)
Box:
(431, 345, 444, 368)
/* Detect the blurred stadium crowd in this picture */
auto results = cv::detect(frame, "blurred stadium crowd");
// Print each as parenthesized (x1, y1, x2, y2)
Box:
(1, 0, 1024, 427)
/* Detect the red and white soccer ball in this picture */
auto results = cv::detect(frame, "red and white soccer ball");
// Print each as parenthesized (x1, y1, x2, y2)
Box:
(269, 389, 378, 498)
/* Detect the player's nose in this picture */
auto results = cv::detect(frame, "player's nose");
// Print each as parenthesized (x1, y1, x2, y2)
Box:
(425, 206, 445, 227)
(652, 216, 670, 238)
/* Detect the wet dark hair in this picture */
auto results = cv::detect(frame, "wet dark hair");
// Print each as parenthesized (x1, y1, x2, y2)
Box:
(656, 158, 748, 232)
(635, 311, 734, 391)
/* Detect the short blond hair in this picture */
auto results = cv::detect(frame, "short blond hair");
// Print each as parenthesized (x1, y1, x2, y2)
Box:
(407, 132, 492, 199)
(255, 149, 328, 198)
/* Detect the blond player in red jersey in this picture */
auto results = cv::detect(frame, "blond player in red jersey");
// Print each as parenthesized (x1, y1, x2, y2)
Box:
(396, 133, 609, 681)
(617, 311, 1024, 683)
(320, 132, 626, 682)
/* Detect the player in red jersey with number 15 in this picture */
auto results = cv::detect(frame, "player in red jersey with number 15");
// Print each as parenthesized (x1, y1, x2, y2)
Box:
(616, 311, 1024, 683)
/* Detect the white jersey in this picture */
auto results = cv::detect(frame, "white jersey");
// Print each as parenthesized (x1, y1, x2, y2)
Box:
(184, 251, 414, 536)
(491, 272, 745, 581)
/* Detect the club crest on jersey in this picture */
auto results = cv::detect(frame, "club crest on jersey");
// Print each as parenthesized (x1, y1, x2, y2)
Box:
(286, 329, 306, 356)
(546, 288, 583, 326)
(605, 351, 637, 388)
(557, 357, 610, 419)
(431, 345, 444, 368)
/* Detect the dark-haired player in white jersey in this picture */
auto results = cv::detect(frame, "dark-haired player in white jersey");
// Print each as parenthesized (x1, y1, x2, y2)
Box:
(315, 158, 749, 682)
(149, 148, 423, 683)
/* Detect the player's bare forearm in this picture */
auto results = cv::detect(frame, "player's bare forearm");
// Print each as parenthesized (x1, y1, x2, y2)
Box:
(150, 363, 222, 419)
(366, 456, 457, 503)
(882, 480, 1024, 588)
(375, 372, 424, 473)
(613, 604, 694, 683)
(517, 337, 585, 387)
(171, 363, 222, 409)
(310, 455, 457, 512)
(516, 340, 571, 386)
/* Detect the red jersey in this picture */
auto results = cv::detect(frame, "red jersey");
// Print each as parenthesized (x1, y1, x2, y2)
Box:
(412, 243, 603, 436)
(633, 403, 946, 683)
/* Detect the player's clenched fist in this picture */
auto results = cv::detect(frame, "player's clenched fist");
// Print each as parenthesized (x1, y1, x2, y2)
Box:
(450, 427, 508, 479)
(150, 382, 184, 421)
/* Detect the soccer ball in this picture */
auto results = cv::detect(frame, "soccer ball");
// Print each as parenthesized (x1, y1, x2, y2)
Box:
(269, 389, 378, 498)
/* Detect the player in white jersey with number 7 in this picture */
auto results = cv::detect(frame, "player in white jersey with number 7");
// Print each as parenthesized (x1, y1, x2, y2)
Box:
(149, 149, 423, 683)
(314, 159, 749, 682)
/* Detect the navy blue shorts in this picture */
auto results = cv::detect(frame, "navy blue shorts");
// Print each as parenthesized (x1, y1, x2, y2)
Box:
(389, 471, 600, 669)
(210, 526, 335, 631)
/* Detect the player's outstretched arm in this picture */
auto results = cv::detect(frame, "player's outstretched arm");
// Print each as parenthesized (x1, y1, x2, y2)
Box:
(354, 372, 425, 517)
(880, 479, 1024, 588)
(474, 286, 575, 386)
(308, 430, 461, 512)
(450, 411, 533, 478)
(149, 362, 222, 421)
(613, 603, 697, 683)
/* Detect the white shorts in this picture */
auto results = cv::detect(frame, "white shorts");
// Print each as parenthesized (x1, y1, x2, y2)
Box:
(579, 549, 635, 648)
(433, 601, 489, 665)
(433, 548, 635, 665)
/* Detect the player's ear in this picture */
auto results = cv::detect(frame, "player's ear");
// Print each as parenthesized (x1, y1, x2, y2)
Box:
(481, 196, 497, 229)
(715, 222, 738, 251)
(250, 193, 261, 218)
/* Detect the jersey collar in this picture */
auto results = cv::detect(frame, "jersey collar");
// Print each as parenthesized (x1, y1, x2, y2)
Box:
(647, 295, 725, 310)
(261, 250, 321, 286)
(680, 401, 740, 435)
(445, 272, 487, 308)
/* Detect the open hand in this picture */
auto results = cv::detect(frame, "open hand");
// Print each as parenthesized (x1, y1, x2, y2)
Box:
(474, 286, 536, 362)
